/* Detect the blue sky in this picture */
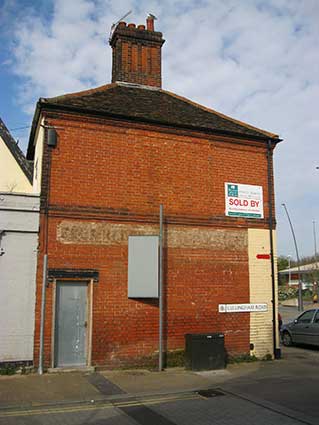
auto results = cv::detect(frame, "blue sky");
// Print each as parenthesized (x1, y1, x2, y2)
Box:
(1, 0, 319, 259)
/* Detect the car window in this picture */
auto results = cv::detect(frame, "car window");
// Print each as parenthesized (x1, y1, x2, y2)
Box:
(314, 311, 319, 324)
(297, 310, 315, 324)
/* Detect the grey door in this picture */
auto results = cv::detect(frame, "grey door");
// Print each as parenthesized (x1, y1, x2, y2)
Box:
(55, 282, 88, 367)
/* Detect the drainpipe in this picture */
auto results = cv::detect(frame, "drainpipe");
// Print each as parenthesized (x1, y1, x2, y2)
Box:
(38, 253, 48, 374)
(159, 204, 164, 371)
(267, 139, 280, 359)
(38, 126, 55, 374)
(0, 230, 5, 256)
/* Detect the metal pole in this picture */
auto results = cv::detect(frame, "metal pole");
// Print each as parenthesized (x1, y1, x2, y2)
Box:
(38, 254, 48, 375)
(282, 204, 303, 311)
(159, 204, 163, 371)
(313, 220, 317, 259)
(313, 220, 318, 297)
(267, 141, 278, 358)
(288, 255, 291, 285)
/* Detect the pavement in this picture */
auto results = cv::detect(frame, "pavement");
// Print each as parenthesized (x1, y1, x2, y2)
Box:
(0, 365, 237, 409)
(280, 299, 318, 309)
(0, 349, 318, 425)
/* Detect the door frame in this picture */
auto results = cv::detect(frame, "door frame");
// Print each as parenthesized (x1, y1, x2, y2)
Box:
(51, 278, 94, 369)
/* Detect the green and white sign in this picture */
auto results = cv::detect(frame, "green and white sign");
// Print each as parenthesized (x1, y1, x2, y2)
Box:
(225, 182, 263, 219)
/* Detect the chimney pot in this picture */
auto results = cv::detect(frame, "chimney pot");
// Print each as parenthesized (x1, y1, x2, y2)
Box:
(146, 16, 154, 31)
(128, 23, 136, 28)
(138, 24, 145, 30)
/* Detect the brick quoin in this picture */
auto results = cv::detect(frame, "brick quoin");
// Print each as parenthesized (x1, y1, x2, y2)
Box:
(33, 111, 275, 368)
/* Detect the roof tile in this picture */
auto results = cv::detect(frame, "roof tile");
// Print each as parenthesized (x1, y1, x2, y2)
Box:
(41, 83, 278, 140)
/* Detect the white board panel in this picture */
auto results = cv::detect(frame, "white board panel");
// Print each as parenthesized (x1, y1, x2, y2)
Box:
(128, 236, 159, 298)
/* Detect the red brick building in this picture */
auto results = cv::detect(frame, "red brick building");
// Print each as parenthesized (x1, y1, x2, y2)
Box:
(27, 17, 281, 370)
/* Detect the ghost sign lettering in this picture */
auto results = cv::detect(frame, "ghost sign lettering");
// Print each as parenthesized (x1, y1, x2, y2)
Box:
(225, 183, 264, 219)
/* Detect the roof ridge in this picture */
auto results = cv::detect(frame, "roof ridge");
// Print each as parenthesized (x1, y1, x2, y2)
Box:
(42, 83, 117, 103)
(160, 89, 279, 139)
(116, 81, 161, 91)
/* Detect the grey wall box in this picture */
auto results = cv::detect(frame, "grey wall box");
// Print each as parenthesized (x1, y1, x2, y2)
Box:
(128, 235, 159, 298)
(185, 333, 226, 371)
(47, 128, 57, 147)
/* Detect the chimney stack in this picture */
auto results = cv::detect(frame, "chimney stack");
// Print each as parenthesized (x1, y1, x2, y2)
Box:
(146, 15, 155, 31)
(109, 15, 165, 88)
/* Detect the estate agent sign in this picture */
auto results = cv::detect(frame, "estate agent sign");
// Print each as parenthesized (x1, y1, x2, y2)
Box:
(225, 182, 264, 219)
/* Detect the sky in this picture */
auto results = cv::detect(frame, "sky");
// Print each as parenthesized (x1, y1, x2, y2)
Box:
(0, 0, 318, 259)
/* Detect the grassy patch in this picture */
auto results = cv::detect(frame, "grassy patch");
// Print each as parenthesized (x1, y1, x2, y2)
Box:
(0, 364, 16, 375)
(227, 353, 259, 364)
(262, 353, 273, 361)
(165, 349, 185, 368)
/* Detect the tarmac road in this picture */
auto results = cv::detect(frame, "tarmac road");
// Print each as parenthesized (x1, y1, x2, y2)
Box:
(223, 344, 319, 422)
(279, 301, 319, 324)
(280, 305, 301, 323)
(0, 387, 312, 425)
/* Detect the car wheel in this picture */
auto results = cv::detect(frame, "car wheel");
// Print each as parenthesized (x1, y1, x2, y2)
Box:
(282, 331, 293, 346)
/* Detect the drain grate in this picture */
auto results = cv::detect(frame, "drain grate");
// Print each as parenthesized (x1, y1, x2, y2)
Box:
(197, 388, 225, 398)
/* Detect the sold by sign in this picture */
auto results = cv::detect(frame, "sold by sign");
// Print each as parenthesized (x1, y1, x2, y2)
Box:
(225, 183, 264, 219)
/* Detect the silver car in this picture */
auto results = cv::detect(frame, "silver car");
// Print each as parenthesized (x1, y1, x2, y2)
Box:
(281, 308, 319, 346)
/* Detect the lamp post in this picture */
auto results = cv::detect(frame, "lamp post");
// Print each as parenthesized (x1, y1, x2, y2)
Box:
(313, 220, 318, 301)
(287, 254, 291, 286)
(281, 203, 303, 311)
(313, 220, 317, 260)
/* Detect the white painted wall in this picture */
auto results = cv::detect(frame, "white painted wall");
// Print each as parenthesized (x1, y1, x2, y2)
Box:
(0, 137, 33, 194)
(32, 118, 45, 194)
(0, 193, 39, 362)
(248, 229, 279, 358)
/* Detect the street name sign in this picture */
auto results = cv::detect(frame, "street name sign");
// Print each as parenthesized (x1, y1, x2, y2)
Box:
(218, 303, 268, 313)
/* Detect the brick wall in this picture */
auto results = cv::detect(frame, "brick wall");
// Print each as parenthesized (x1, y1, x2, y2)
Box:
(34, 112, 274, 368)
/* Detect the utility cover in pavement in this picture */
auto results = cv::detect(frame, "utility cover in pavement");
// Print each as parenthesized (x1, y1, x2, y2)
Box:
(86, 373, 126, 395)
(197, 388, 225, 398)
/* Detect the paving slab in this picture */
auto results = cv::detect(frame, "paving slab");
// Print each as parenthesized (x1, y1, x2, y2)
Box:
(0, 362, 267, 410)
(0, 372, 102, 408)
(100, 367, 232, 396)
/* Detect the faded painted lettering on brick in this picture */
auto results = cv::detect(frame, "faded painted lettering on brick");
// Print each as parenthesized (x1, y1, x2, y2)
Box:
(57, 221, 247, 250)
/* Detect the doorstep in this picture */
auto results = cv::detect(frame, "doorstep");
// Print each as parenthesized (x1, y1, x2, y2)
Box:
(47, 366, 95, 373)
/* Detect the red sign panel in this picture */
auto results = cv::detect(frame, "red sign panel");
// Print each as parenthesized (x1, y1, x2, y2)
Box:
(256, 254, 270, 260)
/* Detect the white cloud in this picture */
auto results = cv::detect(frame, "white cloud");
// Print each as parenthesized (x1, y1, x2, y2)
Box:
(6, 0, 319, 257)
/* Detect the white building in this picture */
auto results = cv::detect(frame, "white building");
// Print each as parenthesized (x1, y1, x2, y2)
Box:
(279, 262, 319, 290)
(0, 118, 39, 364)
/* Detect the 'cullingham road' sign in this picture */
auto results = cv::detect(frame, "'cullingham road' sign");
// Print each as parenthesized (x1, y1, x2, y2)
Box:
(218, 303, 268, 313)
